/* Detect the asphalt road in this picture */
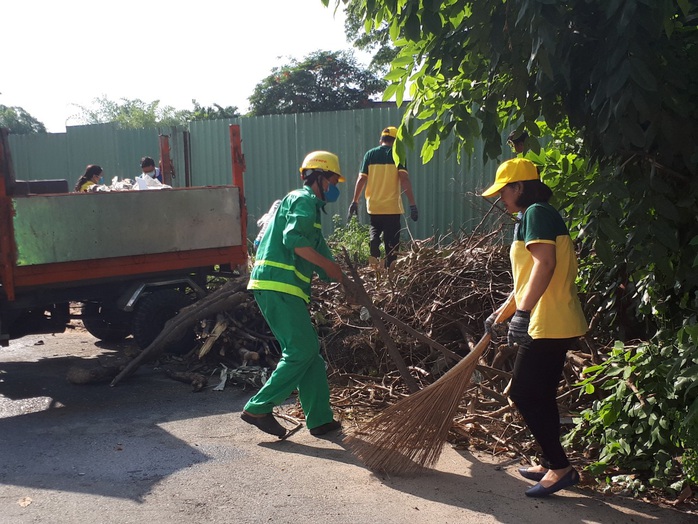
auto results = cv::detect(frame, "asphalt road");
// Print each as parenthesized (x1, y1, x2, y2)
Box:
(0, 329, 693, 523)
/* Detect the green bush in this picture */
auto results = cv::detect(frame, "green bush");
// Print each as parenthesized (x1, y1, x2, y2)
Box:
(565, 322, 698, 491)
(327, 214, 374, 264)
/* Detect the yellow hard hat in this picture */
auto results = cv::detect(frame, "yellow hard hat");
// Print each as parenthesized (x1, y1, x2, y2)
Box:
(481, 158, 539, 197)
(299, 151, 344, 182)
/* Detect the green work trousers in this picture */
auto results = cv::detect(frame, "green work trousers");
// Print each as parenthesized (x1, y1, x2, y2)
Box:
(243, 290, 334, 429)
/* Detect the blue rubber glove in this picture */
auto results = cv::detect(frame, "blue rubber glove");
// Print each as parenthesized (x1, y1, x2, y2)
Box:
(508, 309, 532, 348)
(410, 204, 419, 222)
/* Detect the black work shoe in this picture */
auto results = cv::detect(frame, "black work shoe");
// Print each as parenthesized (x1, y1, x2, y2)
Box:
(525, 468, 580, 498)
(241, 411, 287, 438)
(518, 467, 546, 481)
(309, 419, 342, 436)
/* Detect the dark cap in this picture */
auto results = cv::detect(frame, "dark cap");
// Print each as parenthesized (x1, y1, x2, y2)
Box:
(507, 130, 528, 144)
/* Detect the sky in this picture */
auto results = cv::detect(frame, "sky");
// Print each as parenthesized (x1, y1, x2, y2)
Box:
(2, 0, 368, 133)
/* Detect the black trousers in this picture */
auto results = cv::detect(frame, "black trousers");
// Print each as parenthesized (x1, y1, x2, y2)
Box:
(369, 214, 401, 267)
(509, 338, 578, 470)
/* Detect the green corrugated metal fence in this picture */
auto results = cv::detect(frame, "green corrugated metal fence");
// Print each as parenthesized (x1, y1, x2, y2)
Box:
(7, 108, 512, 241)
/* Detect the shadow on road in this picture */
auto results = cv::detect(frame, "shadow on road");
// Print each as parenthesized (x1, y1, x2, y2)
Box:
(260, 429, 693, 523)
(0, 338, 245, 503)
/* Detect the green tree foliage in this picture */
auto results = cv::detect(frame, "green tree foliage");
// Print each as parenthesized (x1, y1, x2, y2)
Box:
(72, 97, 239, 128)
(247, 50, 387, 116)
(343, 0, 398, 73)
(331, 0, 698, 172)
(180, 100, 240, 121)
(0, 105, 46, 134)
(324, 0, 698, 490)
(73, 96, 180, 128)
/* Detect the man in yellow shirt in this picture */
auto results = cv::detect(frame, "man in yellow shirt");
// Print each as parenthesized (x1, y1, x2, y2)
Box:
(348, 127, 418, 268)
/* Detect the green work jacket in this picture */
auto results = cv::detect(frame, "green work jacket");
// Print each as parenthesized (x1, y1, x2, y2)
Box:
(248, 186, 334, 303)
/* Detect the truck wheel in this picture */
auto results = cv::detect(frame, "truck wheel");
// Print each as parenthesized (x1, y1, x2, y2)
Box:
(81, 302, 132, 342)
(132, 289, 196, 355)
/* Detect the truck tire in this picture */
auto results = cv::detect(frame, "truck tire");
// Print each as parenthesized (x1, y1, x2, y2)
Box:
(132, 289, 196, 355)
(81, 302, 132, 342)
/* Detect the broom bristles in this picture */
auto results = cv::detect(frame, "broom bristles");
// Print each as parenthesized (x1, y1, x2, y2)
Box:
(344, 333, 490, 475)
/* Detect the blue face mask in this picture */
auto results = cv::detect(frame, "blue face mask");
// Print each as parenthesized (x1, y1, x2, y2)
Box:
(98, 176, 104, 184)
(324, 183, 340, 203)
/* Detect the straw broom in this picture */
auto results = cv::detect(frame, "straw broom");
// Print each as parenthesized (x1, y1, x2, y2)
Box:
(343, 294, 515, 475)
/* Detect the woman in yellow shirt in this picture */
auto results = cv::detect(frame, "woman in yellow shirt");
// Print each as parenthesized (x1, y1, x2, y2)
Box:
(74, 164, 104, 192)
(483, 158, 587, 498)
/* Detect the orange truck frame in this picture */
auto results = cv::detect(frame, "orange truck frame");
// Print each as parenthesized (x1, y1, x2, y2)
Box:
(0, 125, 248, 350)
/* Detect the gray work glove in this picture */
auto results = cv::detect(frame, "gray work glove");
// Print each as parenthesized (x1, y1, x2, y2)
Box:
(410, 204, 419, 222)
(484, 311, 498, 335)
(508, 309, 532, 349)
(347, 202, 358, 223)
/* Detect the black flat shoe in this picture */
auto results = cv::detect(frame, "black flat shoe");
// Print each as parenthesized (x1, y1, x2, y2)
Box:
(525, 468, 580, 498)
(241, 411, 287, 438)
(309, 419, 342, 436)
(518, 467, 546, 481)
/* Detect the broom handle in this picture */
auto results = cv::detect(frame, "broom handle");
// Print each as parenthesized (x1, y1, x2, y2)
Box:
(492, 291, 517, 325)
(341, 251, 421, 393)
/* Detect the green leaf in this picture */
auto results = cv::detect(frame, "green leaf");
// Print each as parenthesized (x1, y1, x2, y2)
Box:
(621, 120, 646, 148)
(383, 83, 399, 102)
(605, 60, 631, 98)
(652, 195, 680, 222)
(404, 12, 421, 41)
(421, 140, 435, 163)
(599, 217, 627, 244)
(685, 397, 698, 425)
(677, 0, 691, 16)
(653, 219, 679, 251)
(629, 57, 658, 93)
(384, 67, 407, 82)
(594, 238, 614, 265)
(583, 364, 606, 374)
(421, 8, 443, 35)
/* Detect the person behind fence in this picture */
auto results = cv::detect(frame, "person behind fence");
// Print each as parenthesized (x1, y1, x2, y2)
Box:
(482, 158, 588, 498)
(242, 151, 346, 439)
(507, 129, 529, 155)
(139, 156, 163, 183)
(74, 164, 104, 192)
(347, 126, 418, 269)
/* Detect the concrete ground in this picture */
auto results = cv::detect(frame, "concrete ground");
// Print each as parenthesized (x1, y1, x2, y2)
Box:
(0, 329, 694, 524)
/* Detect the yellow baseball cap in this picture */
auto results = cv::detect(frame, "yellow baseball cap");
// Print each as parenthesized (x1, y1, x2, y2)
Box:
(381, 126, 398, 138)
(481, 158, 539, 197)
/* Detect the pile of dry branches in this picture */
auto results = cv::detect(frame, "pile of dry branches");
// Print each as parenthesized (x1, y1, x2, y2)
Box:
(317, 236, 512, 377)
(104, 233, 601, 465)
(307, 235, 601, 464)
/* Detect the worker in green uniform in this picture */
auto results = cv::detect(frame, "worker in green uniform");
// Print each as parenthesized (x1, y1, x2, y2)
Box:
(242, 151, 345, 438)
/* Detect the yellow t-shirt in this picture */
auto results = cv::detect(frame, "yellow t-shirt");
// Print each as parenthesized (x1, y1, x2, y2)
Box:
(360, 145, 406, 215)
(79, 180, 96, 192)
(510, 202, 588, 339)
